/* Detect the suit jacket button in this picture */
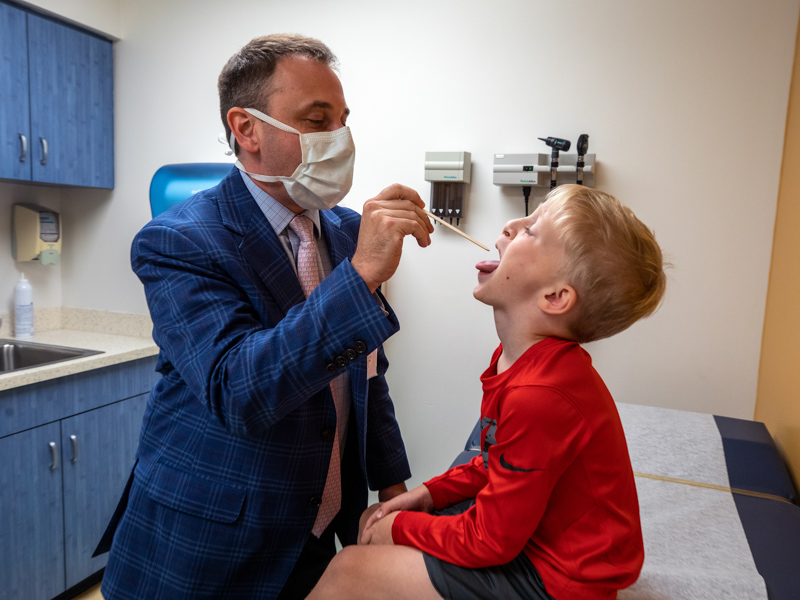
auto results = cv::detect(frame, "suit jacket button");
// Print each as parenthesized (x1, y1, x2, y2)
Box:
(354, 340, 367, 354)
(344, 348, 357, 362)
(321, 428, 335, 442)
(335, 355, 348, 369)
(310, 496, 322, 507)
(326, 363, 336, 373)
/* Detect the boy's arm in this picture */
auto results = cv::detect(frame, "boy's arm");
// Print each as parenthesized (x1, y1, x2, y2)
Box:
(392, 387, 589, 568)
(422, 454, 489, 508)
(361, 457, 489, 544)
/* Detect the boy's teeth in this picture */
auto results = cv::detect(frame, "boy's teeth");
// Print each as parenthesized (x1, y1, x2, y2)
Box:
(476, 260, 500, 273)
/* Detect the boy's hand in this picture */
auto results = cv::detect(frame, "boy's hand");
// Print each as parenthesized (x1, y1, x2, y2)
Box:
(360, 511, 398, 545)
(360, 484, 435, 544)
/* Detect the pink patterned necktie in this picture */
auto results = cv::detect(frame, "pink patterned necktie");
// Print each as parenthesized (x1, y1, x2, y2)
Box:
(288, 214, 343, 537)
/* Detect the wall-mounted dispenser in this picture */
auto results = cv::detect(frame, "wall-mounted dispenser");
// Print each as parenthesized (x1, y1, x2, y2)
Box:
(424, 151, 471, 225)
(12, 203, 61, 265)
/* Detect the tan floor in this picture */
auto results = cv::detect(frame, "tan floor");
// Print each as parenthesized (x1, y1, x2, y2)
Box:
(74, 583, 104, 600)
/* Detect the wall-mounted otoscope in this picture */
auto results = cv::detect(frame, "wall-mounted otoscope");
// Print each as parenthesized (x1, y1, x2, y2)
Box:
(493, 135, 596, 215)
(576, 134, 589, 185)
(538, 137, 571, 189)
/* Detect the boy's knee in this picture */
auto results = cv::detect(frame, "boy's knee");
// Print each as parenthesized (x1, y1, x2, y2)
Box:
(326, 546, 362, 581)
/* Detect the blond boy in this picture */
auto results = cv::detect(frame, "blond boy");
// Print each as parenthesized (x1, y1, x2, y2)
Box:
(308, 185, 666, 600)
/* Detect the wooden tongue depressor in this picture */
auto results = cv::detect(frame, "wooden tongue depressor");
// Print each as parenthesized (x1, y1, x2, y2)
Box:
(424, 210, 491, 251)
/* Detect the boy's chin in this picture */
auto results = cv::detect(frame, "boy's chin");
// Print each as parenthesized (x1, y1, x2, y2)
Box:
(472, 286, 492, 306)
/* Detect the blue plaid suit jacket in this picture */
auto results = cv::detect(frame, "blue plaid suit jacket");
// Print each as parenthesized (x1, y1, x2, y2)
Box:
(101, 168, 411, 599)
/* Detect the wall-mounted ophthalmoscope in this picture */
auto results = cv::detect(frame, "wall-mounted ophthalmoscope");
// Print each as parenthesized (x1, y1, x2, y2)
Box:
(576, 134, 589, 185)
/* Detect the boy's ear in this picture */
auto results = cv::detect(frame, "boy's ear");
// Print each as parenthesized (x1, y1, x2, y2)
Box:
(538, 284, 577, 315)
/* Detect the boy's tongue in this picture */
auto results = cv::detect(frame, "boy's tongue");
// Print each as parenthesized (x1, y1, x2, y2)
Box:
(476, 260, 500, 273)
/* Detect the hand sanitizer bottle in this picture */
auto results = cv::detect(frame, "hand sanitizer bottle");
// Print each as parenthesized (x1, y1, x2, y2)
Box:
(14, 273, 33, 340)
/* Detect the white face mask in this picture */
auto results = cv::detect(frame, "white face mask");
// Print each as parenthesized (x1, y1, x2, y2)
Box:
(234, 108, 355, 211)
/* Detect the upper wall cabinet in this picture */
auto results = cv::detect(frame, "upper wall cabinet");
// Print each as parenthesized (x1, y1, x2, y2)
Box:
(0, 2, 114, 189)
(0, 2, 31, 182)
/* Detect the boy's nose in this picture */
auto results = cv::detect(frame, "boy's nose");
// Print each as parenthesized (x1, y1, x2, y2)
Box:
(503, 219, 524, 238)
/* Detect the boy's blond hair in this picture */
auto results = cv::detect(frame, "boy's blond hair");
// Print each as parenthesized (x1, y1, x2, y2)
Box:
(547, 185, 666, 343)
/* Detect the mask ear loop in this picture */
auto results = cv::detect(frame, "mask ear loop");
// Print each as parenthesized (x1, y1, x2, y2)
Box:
(244, 108, 301, 135)
(223, 109, 301, 157)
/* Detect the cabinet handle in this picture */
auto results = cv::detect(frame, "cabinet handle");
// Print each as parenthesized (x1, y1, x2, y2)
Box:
(18, 134, 27, 163)
(49, 441, 59, 471)
(70, 435, 78, 464)
(40, 137, 48, 166)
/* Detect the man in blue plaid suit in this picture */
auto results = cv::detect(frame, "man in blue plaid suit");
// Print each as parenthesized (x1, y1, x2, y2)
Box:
(100, 34, 434, 599)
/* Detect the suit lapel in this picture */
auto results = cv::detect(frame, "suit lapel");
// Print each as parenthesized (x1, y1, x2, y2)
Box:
(240, 216, 305, 317)
(216, 170, 305, 318)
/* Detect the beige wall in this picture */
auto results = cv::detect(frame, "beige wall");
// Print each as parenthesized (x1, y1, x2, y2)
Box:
(756, 12, 800, 486)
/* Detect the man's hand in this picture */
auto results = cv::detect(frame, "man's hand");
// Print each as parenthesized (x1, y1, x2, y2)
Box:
(351, 184, 434, 293)
(360, 484, 434, 545)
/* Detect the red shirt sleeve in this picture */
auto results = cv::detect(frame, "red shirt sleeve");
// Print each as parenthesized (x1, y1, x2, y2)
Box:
(424, 454, 488, 509)
(393, 386, 590, 567)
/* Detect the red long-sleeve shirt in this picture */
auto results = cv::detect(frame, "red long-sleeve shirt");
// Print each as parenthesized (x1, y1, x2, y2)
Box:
(393, 338, 644, 599)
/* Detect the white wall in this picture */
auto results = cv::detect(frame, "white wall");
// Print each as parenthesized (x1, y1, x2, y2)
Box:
(4, 0, 798, 486)
(14, 0, 122, 38)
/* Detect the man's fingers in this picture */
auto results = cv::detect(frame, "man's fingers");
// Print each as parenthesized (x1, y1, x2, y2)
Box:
(352, 186, 434, 291)
(363, 202, 434, 244)
(375, 183, 425, 209)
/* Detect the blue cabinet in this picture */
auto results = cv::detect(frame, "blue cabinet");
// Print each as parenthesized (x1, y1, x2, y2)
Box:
(0, 1, 114, 188)
(0, 2, 31, 181)
(0, 422, 65, 600)
(62, 394, 148, 588)
(0, 357, 158, 600)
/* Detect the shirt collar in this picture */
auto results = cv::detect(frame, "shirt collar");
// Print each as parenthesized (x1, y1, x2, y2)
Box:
(239, 171, 321, 237)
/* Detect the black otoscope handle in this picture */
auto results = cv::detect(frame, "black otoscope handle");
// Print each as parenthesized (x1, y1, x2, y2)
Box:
(550, 149, 559, 189)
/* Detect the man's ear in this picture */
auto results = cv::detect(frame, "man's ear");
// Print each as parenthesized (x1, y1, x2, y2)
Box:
(538, 284, 577, 315)
(227, 107, 260, 155)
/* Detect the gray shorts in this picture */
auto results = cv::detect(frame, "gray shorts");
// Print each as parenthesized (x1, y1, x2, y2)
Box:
(421, 500, 555, 600)
(423, 550, 555, 600)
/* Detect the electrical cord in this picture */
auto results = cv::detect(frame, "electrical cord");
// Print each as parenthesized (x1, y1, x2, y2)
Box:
(522, 186, 531, 216)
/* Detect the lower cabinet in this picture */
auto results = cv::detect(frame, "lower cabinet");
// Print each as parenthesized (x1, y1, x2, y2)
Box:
(0, 422, 64, 600)
(0, 357, 158, 600)
(62, 395, 148, 588)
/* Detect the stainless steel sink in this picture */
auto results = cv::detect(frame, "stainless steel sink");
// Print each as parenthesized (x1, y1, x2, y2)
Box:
(0, 339, 103, 373)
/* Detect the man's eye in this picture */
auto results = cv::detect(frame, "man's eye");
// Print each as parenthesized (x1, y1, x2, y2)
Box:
(307, 119, 325, 125)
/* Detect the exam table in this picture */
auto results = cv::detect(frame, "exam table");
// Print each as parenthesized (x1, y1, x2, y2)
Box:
(453, 403, 800, 599)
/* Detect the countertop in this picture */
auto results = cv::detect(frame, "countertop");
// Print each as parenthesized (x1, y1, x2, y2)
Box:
(0, 329, 159, 392)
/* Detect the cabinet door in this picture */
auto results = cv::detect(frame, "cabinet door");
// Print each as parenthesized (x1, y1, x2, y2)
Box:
(0, 2, 32, 181)
(0, 422, 65, 600)
(61, 393, 147, 588)
(27, 13, 114, 188)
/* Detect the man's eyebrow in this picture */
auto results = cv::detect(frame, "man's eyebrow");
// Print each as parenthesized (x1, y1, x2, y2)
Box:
(306, 100, 350, 116)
